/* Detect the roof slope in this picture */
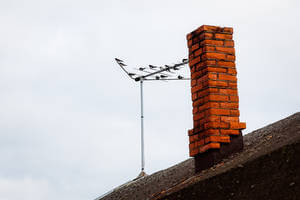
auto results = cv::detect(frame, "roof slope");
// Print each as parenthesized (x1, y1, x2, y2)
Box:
(96, 157, 195, 200)
(96, 112, 300, 200)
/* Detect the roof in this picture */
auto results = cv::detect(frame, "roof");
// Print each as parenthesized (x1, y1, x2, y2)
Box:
(96, 112, 300, 200)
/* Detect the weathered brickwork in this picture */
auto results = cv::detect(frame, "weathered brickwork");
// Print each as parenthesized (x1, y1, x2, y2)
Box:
(187, 25, 246, 157)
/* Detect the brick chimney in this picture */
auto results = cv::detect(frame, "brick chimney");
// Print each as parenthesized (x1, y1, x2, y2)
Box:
(187, 25, 246, 172)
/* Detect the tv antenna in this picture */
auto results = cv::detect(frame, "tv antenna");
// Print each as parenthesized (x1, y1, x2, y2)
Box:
(115, 58, 190, 177)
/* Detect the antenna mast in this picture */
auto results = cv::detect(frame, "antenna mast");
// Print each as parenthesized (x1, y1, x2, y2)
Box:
(115, 58, 189, 176)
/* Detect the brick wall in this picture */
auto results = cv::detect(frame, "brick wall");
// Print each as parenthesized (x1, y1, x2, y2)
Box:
(187, 25, 246, 163)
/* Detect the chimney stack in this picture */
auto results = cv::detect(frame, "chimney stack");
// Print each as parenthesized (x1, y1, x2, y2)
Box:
(187, 25, 246, 172)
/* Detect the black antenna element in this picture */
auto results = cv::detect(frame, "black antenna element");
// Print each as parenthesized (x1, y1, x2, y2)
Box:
(115, 58, 137, 80)
(114, 57, 190, 177)
(149, 65, 157, 69)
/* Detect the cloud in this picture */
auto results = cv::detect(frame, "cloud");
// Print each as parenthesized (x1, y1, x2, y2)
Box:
(0, 0, 299, 199)
(0, 177, 51, 200)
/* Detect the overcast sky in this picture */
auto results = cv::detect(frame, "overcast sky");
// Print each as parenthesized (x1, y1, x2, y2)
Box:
(0, 0, 299, 199)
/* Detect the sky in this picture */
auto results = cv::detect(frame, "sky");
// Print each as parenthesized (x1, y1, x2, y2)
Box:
(0, 0, 299, 199)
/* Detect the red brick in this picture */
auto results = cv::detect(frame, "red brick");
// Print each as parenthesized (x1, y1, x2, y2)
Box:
(203, 46, 216, 52)
(207, 80, 228, 87)
(194, 48, 203, 57)
(189, 143, 195, 149)
(198, 102, 219, 112)
(229, 95, 239, 102)
(193, 120, 199, 127)
(195, 62, 206, 71)
(204, 129, 220, 135)
(230, 122, 246, 129)
(203, 52, 226, 60)
(219, 88, 238, 95)
(205, 136, 230, 143)
(190, 43, 200, 52)
(229, 82, 238, 88)
(215, 46, 235, 55)
(199, 118, 207, 126)
(208, 73, 218, 80)
(210, 142, 221, 149)
(191, 70, 202, 80)
(215, 33, 233, 40)
(223, 27, 233, 34)
(226, 55, 235, 61)
(227, 68, 237, 75)
(188, 129, 194, 136)
(217, 61, 235, 67)
(193, 107, 198, 114)
(220, 102, 239, 109)
(208, 102, 220, 108)
(195, 140, 202, 148)
(199, 32, 214, 40)
(196, 77, 206, 86)
(220, 129, 240, 135)
(194, 147, 200, 155)
(197, 89, 209, 98)
(189, 56, 201, 67)
(189, 150, 195, 157)
(208, 108, 230, 115)
(193, 126, 203, 133)
(207, 94, 229, 102)
(192, 37, 200, 44)
(199, 87, 218, 96)
(218, 74, 237, 82)
(195, 25, 219, 33)
(189, 136, 193, 143)
(187, 39, 193, 47)
(239, 122, 246, 129)
(198, 74, 211, 83)
(191, 84, 203, 93)
(187, 33, 193, 40)
(193, 98, 204, 107)
(207, 67, 227, 73)
(208, 87, 219, 93)
(192, 93, 198, 101)
(191, 79, 197, 87)
(202, 80, 209, 87)
(201, 25, 220, 32)
(204, 122, 229, 129)
(230, 110, 240, 116)
(200, 40, 224, 46)
(194, 140, 202, 148)
(221, 116, 239, 122)
(204, 60, 217, 66)
(207, 115, 221, 122)
(189, 54, 195, 62)
(224, 40, 234, 47)
(193, 135, 198, 141)
(190, 66, 196, 73)
(189, 148, 199, 157)
(229, 122, 240, 129)
(196, 139, 205, 146)
(200, 143, 220, 153)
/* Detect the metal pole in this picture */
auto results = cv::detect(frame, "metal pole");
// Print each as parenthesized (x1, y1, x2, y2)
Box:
(140, 79, 145, 172)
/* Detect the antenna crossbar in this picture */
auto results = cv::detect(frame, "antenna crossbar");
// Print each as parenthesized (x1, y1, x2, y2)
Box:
(134, 60, 189, 81)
